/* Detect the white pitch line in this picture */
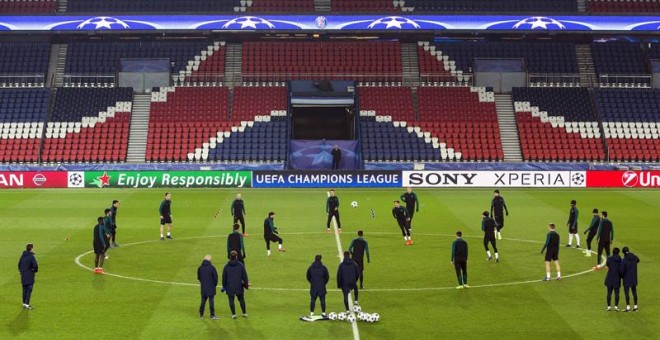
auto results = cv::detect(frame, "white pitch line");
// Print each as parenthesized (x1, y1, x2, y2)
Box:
(73, 234, 596, 295)
(331, 216, 360, 340)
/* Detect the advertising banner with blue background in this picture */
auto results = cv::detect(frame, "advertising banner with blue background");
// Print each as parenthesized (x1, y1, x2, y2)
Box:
(289, 140, 359, 171)
(253, 171, 402, 188)
(0, 15, 659, 32)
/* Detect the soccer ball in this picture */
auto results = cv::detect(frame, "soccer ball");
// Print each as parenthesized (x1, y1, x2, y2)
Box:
(372, 313, 380, 322)
(351, 201, 358, 208)
(365, 314, 375, 323)
(338, 312, 347, 321)
(347, 314, 356, 323)
(353, 304, 361, 313)
(328, 312, 337, 320)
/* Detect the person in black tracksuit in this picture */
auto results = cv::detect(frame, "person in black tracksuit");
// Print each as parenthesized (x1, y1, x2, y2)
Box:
(451, 231, 469, 289)
(227, 224, 246, 264)
(400, 187, 419, 229)
(197, 255, 219, 319)
(231, 193, 247, 235)
(392, 201, 412, 245)
(604, 247, 623, 311)
(18, 243, 38, 309)
(596, 211, 614, 268)
(566, 199, 580, 248)
(326, 189, 341, 232)
(93, 217, 109, 274)
(583, 208, 601, 262)
(620, 247, 640, 312)
(541, 223, 561, 281)
(159, 192, 173, 240)
(264, 212, 285, 255)
(337, 251, 360, 311)
(109, 200, 120, 247)
(306, 255, 329, 317)
(482, 211, 499, 262)
(490, 190, 508, 240)
(222, 251, 249, 318)
(331, 145, 341, 170)
(102, 208, 113, 256)
(348, 230, 370, 289)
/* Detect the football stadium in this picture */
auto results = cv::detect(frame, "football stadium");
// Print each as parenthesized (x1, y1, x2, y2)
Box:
(1, 1, 659, 339)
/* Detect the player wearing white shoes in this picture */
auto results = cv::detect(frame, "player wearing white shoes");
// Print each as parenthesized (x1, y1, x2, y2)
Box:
(620, 247, 640, 312)
(159, 192, 173, 240)
(490, 190, 508, 240)
(326, 189, 341, 233)
(604, 247, 623, 312)
(451, 231, 469, 289)
(595, 211, 614, 269)
(566, 200, 580, 248)
(583, 208, 601, 261)
(263, 212, 285, 256)
(541, 223, 561, 281)
(482, 212, 500, 263)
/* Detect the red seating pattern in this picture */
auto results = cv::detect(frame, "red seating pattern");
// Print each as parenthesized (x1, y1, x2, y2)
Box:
(358, 86, 415, 121)
(607, 138, 660, 162)
(0, 138, 41, 162)
(417, 45, 455, 79)
(248, 0, 314, 12)
(41, 114, 130, 163)
(146, 87, 229, 162)
(517, 113, 605, 161)
(331, 0, 396, 11)
(0, 0, 57, 13)
(231, 86, 287, 121)
(242, 42, 402, 82)
(588, 0, 660, 13)
(417, 87, 503, 161)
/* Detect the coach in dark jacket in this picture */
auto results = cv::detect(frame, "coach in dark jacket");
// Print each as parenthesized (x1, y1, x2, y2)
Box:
(197, 255, 218, 319)
(307, 255, 329, 316)
(620, 247, 640, 311)
(337, 251, 360, 311)
(604, 248, 622, 311)
(222, 251, 249, 318)
(18, 243, 38, 309)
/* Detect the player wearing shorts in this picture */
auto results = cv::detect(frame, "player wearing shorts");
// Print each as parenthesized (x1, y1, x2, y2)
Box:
(566, 200, 580, 248)
(541, 223, 561, 281)
(263, 212, 285, 256)
(159, 192, 173, 240)
(392, 201, 412, 246)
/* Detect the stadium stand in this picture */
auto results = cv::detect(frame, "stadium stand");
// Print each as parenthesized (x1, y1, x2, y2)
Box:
(331, 0, 396, 12)
(146, 87, 229, 162)
(0, 89, 49, 163)
(0, 42, 50, 75)
(242, 42, 402, 83)
(587, 0, 660, 13)
(403, 0, 577, 12)
(0, 0, 57, 13)
(41, 88, 133, 163)
(247, 0, 314, 12)
(595, 88, 660, 162)
(66, 0, 240, 12)
(512, 87, 606, 162)
(591, 42, 648, 79)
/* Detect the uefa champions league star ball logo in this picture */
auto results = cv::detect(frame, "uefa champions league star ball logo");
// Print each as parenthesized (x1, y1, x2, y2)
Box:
(367, 16, 420, 29)
(315, 16, 327, 29)
(76, 17, 130, 30)
(222, 16, 276, 29)
(571, 173, 585, 186)
(513, 17, 565, 30)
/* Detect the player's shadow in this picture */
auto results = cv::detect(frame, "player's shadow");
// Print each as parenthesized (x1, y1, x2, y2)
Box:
(6, 311, 30, 336)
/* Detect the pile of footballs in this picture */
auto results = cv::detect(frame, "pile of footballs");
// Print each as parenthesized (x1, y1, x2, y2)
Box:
(327, 305, 380, 323)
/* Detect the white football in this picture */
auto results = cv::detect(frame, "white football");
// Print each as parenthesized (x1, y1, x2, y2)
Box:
(351, 201, 358, 208)
(353, 304, 362, 313)
(357, 312, 366, 321)
(373, 313, 380, 322)
(338, 312, 347, 321)
(366, 314, 375, 322)
(347, 314, 356, 323)
(328, 312, 337, 320)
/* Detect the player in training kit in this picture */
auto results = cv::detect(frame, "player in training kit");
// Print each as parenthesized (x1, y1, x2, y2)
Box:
(392, 201, 412, 245)
(337, 251, 360, 312)
(620, 247, 640, 312)
(102, 208, 113, 258)
(159, 192, 173, 240)
(566, 200, 580, 248)
(109, 200, 120, 247)
(604, 247, 623, 312)
(263, 212, 285, 256)
(227, 224, 246, 264)
(541, 223, 561, 281)
(306, 254, 329, 317)
(583, 208, 601, 261)
(490, 190, 508, 240)
(451, 231, 469, 289)
(326, 189, 341, 233)
(482, 212, 500, 263)
(348, 230, 370, 289)
(595, 211, 614, 269)
(400, 187, 419, 229)
(93, 217, 109, 274)
(231, 193, 248, 236)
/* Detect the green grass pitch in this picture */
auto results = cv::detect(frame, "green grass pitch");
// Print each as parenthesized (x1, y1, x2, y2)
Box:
(0, 188, 658, 339)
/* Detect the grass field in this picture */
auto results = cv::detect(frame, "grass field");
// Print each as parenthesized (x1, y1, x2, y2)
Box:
(0, 188, 658, 340)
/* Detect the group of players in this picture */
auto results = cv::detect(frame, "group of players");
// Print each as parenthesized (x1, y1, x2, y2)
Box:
(92, 200, 120, 274)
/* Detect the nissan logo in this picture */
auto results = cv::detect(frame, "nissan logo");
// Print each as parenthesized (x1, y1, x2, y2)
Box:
(33, 173, 47, 186)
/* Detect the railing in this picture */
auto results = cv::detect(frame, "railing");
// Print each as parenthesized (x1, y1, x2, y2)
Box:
(63, 74, 116, 87)
(172, 73, 224, 86)
(0, 74, 45, 88)
(598, 74, 652, 88)
(240, 72, 404, 85)
(528, 73, 581, 87)
(419, 73, 473, 86)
